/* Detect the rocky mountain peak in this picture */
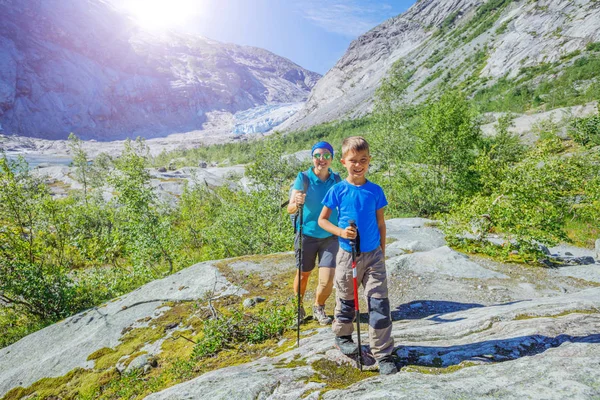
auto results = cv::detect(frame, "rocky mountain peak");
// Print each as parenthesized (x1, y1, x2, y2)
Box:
(0, 0, 320, 140)
(282, 0, 600, 132)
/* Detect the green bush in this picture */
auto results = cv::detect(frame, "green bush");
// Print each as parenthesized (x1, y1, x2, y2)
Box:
(569, 107, 600, 147)
(444, 137, 597, 258)
(389, 91, 481, 216)
(191, 303, 295, 359)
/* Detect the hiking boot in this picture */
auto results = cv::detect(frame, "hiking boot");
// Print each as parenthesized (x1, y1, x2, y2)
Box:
(377, 355, 398, 375)
(299, 305, 306, 321)
(334, 335, 359, 356)
(312, 305, 332, 325)
(292, 305, 306, 328)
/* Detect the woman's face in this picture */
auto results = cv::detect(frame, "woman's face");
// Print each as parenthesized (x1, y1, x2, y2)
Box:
(312, 148, 332, 173)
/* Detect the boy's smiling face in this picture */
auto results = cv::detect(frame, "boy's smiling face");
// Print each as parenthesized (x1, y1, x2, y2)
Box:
(341, 149, 371, 181)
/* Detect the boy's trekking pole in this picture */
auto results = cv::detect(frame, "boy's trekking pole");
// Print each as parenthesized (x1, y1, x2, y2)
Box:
(348, 220, 363, 371)
(297, 197, 304, 348)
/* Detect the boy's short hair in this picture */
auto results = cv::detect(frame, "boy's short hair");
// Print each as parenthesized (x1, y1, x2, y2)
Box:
(341, 136, 370, 158)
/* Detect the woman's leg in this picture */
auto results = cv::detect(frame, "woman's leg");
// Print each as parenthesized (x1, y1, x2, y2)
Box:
(293, 270, 312, 299)
(315, 267, 335, 306)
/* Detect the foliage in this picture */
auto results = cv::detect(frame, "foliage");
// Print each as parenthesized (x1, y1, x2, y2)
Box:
(569, 105, 600, 147)
(476, 114, 527, 196)
(380, 91, 482, 216)
(204, 136, 296, 259)
(110, 138, 180, 274)
(586, 41, 600, 52)
(444, 136, 598, 257)
(0, 155, 79, 319)
(68, 133, 111, 200)
(191, 302, 295, 359)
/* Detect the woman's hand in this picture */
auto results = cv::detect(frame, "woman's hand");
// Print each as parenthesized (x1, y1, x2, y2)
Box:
(294, 192, 306, 206)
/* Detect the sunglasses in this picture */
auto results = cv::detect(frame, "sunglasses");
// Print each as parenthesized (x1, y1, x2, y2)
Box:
(313, 153, 332, 160)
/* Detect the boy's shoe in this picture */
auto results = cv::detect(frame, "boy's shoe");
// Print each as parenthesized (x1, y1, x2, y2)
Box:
(334, 335, 359, 356)
(377, 355, 398, 375)
(312, 305, 332, 325)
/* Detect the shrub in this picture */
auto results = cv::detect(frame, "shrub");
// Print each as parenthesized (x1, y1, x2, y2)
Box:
(191, 303, 295, 359)
(569, 106, 600, 147)
(444, 138, 595, 258)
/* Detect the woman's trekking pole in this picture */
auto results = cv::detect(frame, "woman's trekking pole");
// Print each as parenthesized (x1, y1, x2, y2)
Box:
(297, 199, 304, 348)
(349, 220, 363, 371)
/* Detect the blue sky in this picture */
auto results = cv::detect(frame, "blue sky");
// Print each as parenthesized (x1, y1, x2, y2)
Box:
(112, 0, 416, 75)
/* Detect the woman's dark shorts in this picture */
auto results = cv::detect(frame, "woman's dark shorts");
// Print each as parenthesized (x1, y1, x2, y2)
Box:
(295, 234, 339, 272)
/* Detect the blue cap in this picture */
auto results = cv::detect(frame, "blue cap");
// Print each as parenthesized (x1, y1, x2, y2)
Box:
(311, 141, 334, 157)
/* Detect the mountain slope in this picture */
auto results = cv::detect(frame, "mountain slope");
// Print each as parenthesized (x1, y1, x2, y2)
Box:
(0, 0, 320, 140)
(282, 0, 600, 131)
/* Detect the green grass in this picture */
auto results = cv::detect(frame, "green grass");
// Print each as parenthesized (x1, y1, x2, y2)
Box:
(586, 41, 600, 52)
(565, 218, 599, 248)
(470, 53, 600, 113)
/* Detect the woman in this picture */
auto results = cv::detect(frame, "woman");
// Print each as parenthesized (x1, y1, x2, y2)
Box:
(288, 141, 341, 325)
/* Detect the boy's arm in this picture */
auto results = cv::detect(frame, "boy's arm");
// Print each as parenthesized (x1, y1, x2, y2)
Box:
(318, 206, 356, 239)
(376, 208, 386, 259)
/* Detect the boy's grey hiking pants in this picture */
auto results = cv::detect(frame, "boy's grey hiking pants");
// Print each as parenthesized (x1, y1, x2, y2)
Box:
(332, 247, 394, 359)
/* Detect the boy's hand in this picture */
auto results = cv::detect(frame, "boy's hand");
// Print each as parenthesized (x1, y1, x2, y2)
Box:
(340, 226, 357, 239)
(294, 192, 306, 206)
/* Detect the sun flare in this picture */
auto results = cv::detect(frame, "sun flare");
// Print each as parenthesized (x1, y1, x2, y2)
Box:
(121, 0, 202, 31)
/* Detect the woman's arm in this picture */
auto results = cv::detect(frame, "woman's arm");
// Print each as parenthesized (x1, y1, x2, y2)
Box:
(287, 189, 305, 214)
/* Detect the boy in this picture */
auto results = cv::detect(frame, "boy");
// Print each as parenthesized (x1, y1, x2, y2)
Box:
(318, 136, 397, 375)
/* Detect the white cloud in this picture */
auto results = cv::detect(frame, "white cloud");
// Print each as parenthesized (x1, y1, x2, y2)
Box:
(296, 1, 398, 37)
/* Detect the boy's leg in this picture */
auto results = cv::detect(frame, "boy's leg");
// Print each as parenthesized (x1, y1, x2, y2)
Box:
(362, 248, 394, 360)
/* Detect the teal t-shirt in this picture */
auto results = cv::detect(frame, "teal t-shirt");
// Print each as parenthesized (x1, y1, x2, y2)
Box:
(322, 179, 388, 253)
(293, 168, 340, 238)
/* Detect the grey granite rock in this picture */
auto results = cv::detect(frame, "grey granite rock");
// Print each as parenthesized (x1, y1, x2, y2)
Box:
(0, 261, 245, 397)
(124, 354, 151, 374)
(388, 246, 508, 279)
(144, 287, 600, 399)
(243, 296, 266, 308)
(3, 219, 600, 399)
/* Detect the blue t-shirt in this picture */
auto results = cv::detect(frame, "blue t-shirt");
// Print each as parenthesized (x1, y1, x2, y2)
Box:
(322, 179, 387, 253)
(293, 168, 340, 239)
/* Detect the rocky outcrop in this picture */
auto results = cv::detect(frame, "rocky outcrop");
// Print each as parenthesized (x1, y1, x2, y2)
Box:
(1, 218, 599, 398)
(145, 288, 600, 399)
(0, 0, 320, 140)
(0, 261, 244, 397)
(283, 0, 600, 131)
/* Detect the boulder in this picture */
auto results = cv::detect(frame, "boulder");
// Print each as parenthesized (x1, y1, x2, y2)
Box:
(596, 239, 600, 261)
(243, 296, 266, 308)
(125, 354, 150, 374)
